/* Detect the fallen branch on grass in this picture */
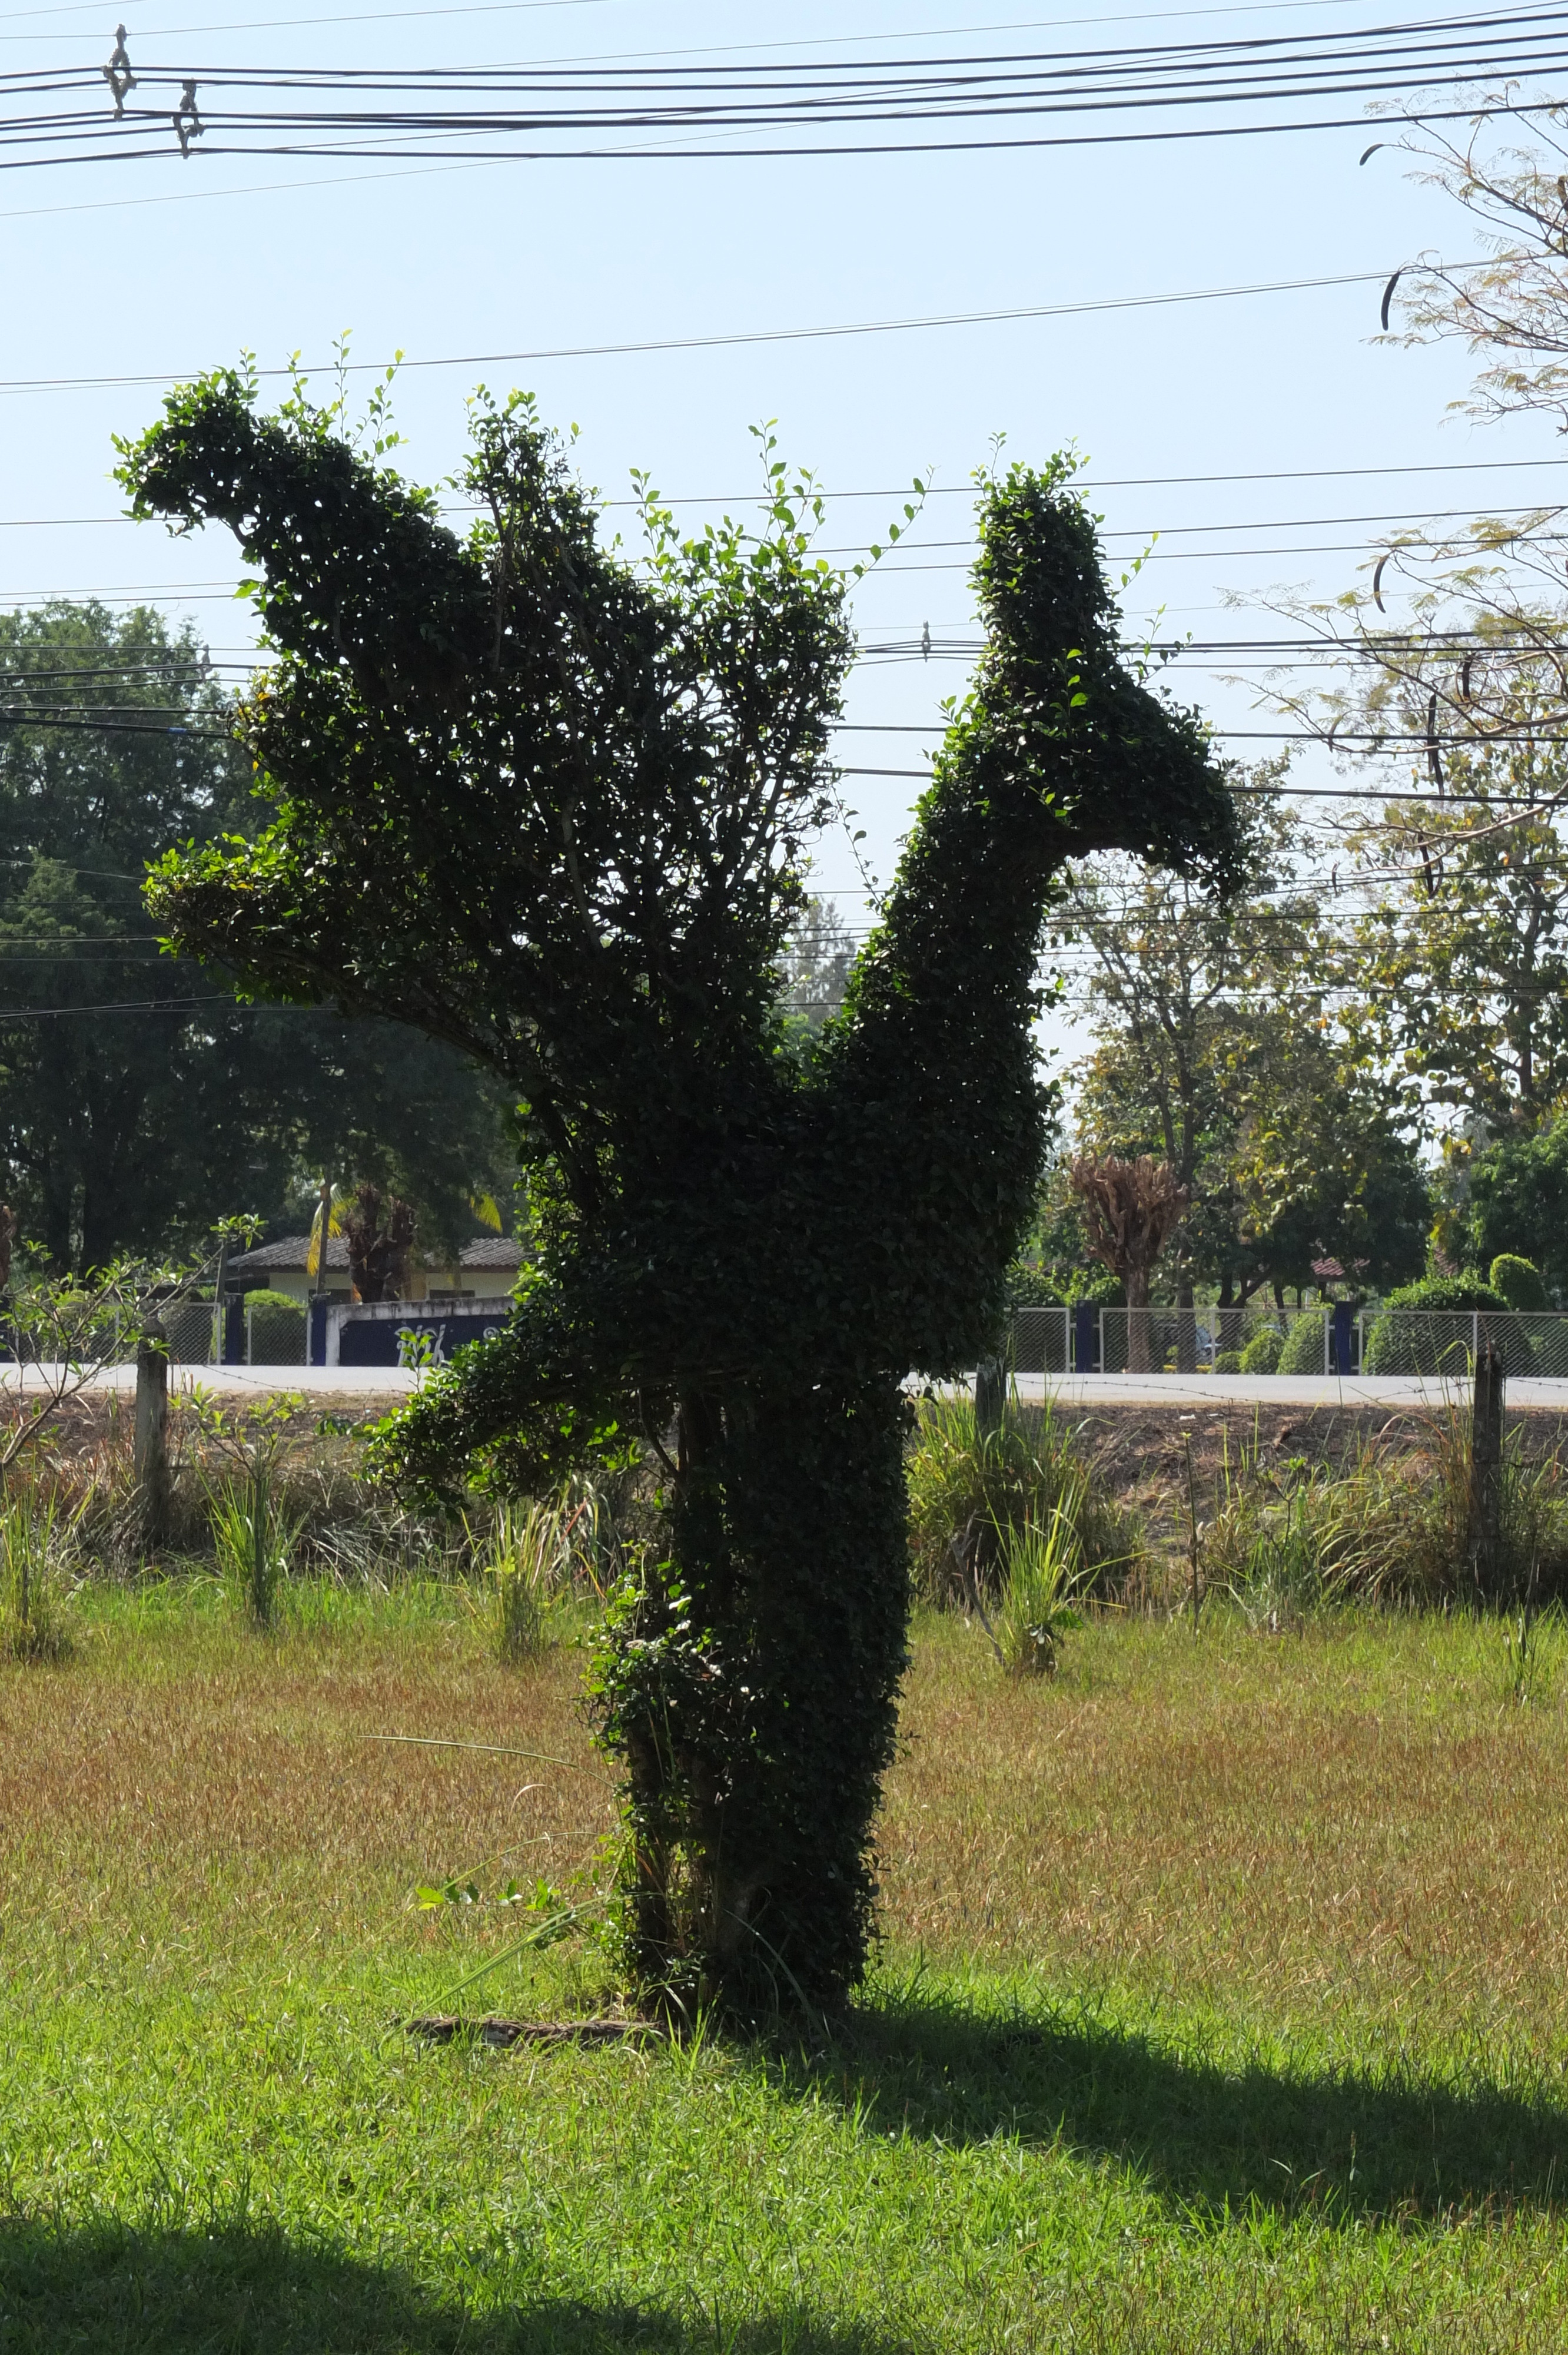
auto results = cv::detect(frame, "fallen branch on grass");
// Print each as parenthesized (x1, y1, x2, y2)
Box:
(406, 2015, 660, 2048)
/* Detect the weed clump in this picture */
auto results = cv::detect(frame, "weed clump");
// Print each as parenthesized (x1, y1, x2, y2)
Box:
(978, 1512, 1084, 1676)
(0, 1497, 75, 1660)
(477, 1500, 572, 1664)
(906, 1395, 1140, 1605)
(1202, 1406, 1568, 1620)
(210, 1470, 296, 1630)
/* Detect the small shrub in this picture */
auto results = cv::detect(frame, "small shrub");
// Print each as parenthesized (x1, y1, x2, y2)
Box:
(984, 1512, 1084, 1676)
(1490, 1253, 1549, 1312)
(1214, 1349, 1243, 1375)
(1240, 1326, 1283, 1374)
(1277, 1314, 1327, 1374)
(0, 1498, 73, 1660)
(242, 1286, 305, 1318)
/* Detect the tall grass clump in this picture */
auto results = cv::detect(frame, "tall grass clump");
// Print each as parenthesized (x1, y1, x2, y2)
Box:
(0, 1495, 74, 1660)
(1202, 1446, 1379, 1624)
(907, 1394, 1140, 1601)
(475, 1498, 576, 1663)
(211, 1467, 295, 1630)
(1203, 1407, 1568, 1620)
(978, 1511, 1084, 1675)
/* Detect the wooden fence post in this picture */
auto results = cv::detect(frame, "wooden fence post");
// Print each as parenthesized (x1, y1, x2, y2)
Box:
(135, 1320, 170, 1545)
(975, 1351, 1006, 1438)
(1467, 1342, 1504, 1597)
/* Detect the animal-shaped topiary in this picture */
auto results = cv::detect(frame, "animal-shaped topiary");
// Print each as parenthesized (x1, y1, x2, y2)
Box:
(119, 377, 1238, 2014)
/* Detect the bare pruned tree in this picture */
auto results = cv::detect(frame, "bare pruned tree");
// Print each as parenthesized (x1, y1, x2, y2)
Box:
(1069, 1153, 1187, 1371)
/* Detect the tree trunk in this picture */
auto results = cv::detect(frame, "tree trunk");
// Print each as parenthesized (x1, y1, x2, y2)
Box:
(1125, 1268, 1152, 1372)
(607, 1375, 909, 2018)
(1215, 1275, 1242, 1356)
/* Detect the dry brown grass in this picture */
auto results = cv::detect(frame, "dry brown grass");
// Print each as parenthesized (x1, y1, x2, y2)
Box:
(0, 1603, 617, 1968)
(880, 1611, 1568, 2055)
(9, 1593, 1565, 2069)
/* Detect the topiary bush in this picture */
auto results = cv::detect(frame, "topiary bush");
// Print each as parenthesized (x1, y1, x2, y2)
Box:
(122, 380, 1237, 2016)
(1489, 1253, 1548, 1312)
(1240, 1326, 1284, 1374)
(1277, 1312, 1328, 1374)
(1363, 1275, 1529, 1376)
(1213, 1349, 1244, 1374)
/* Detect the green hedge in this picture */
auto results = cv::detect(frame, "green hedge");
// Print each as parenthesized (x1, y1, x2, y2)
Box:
(1490, 1253, 1548, 1312)
(1363, 1276, 1531, 1376)
(1277, 1314, 1328, 1374)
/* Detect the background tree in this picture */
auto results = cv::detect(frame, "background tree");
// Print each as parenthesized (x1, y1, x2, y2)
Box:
(343, 1182, 417, 1301)
(780, 894, 856, 1033)
(1057, 778, 1424, 1312)
(1068, 1153, 1185, 1369)
(1332, 741, 1568, 1135)
(120, 373, 1237, 2013)
(1268, 105, 1568, 801)
(0, 602, 515, 1268)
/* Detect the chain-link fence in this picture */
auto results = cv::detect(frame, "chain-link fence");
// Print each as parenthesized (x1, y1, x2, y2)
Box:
(162, 1297, 220, 1364)
(1006, 1303, 1568, 1379)
(246, 1294, 306, 1365)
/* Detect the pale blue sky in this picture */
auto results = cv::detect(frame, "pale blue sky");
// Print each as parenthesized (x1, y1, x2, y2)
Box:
(0, 0, 1555, 990)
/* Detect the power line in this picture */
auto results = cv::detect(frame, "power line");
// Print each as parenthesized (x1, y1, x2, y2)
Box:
(1, 11, 1558, 170)
(0, 266, 1414, 397)
(6, 450, 1568, 524)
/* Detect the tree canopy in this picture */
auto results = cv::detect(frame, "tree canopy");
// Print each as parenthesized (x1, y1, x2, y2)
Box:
(0, 600, 515, 1268)
(119, 369, 1238, 2010)
(1055, 781, 1427, 1303)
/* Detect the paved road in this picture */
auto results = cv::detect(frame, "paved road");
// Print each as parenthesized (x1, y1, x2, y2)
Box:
(11, 1365, 1566, 1413)
(996, 1372, 1568, 1411)
(0, 1364, 421, 1398)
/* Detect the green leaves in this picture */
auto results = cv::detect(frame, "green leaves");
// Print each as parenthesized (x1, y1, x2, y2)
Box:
(119, 382, 1237, 2014)
(416, 1872, 562, 1912)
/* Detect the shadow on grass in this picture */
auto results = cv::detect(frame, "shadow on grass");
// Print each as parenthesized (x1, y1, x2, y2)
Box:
(0, 2215, 913, 2355)
(773, 1980, 1568, 2225)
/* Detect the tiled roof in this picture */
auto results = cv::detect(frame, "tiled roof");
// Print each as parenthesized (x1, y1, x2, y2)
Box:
(459, 1236, 524, 1269)
(231, 1235, 348, 1272)
(232, 1233, 524, 1275)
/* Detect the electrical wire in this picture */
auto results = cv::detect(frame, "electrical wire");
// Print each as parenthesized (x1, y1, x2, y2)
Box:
(0, 8, 1558, 174)
(0, 267, 1433, 398)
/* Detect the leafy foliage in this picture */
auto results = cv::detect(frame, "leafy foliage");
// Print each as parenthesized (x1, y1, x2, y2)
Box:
(0, 601, 516, 1271)
(1059, 778, 1426, 1303)
(118, 373, 1235, 2012)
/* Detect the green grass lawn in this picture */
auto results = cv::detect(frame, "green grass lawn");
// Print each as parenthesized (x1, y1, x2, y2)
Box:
(4, 1585, 1568, 2351)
